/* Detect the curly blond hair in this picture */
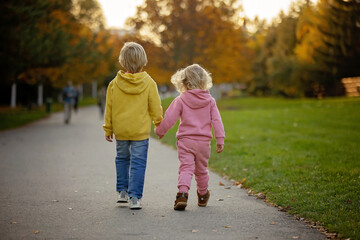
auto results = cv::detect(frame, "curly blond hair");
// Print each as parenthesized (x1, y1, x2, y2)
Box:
(171, 64, 213, 93)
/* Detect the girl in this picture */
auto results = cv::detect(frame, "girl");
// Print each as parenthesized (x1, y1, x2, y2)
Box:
(155, 64, 225, 210)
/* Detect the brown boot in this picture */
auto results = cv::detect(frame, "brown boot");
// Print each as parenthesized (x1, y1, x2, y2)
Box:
(174, 192, 188, 210)
(197, 190, 210, 207)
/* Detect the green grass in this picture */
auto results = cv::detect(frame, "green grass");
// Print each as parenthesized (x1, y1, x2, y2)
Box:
(0, 107, 49, 131)
(0, 98, 97, 131)
(155, 97, 360, 240)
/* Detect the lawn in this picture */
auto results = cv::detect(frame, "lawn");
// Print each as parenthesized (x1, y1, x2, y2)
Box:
(0, 98, 97, 131)
(154, 97, 360, 240)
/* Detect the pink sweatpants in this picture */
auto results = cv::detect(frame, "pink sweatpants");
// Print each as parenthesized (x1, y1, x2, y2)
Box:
(176, 138, 211, 195)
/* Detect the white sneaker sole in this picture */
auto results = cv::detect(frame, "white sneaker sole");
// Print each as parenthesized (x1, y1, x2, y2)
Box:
(130, 205, 142, 209)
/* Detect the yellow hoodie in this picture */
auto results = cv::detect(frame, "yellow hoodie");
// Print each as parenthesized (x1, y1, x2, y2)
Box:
(102, 70, 163, 140)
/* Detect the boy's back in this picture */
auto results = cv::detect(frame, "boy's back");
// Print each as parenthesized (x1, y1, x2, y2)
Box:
(103, 70, 162, 141)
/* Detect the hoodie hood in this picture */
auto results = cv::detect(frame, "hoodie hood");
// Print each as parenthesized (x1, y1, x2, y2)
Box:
(114, 70, 151, 94)
(180, 89, 212, 109)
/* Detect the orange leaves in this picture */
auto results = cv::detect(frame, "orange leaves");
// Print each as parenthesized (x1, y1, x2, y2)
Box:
(127, 0, 253, 85)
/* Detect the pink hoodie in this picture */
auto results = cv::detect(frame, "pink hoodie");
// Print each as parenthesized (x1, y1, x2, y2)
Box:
(155, 89, 225, 145)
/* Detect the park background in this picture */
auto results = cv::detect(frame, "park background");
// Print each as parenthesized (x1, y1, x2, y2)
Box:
(0, 0, 359, 239)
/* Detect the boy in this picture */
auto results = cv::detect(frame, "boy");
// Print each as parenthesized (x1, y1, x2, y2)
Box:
(103, 42, 163, 209)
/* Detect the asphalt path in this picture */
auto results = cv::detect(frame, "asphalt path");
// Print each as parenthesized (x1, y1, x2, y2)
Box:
(0, 106, 326, 240)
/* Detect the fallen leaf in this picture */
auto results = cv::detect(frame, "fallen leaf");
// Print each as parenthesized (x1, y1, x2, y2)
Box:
(278, 206, 291, 212)
(292, 236, 299, 239)
(68, 208, 73, 210)
(212, 230, 217, 232)
(10, 221, 18, 224)
(226, 195, 232, 198)
(236, 184, 242, 189)
(52, 200, 59, 202)
(291, 198, 296, 202)
(224, 226, 232, 228)
(256, 192, 266, 199)
(191, 229, 199, 233)
(217, 198, 224, 201)
(240, 178, 247, 184)
(219, 181, 225, 186)
(270, 222, 277, 225)
(34, 230, 40, 234)
(235, 181, 241, 186)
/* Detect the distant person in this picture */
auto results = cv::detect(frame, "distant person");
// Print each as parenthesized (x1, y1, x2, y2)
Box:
(98, 86, 106, 119)
(62, 81, 76, 124)
(155, 64, 225, 211)
(103, 42, 163, 209)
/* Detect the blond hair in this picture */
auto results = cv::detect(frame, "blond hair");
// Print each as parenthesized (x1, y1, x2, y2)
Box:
(119, 42, 148, 73)
(171, 64, 213, 93)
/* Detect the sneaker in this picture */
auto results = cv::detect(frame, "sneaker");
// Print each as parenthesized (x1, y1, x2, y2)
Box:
(197, 190, 210, 207)
(174, 192, 188, 210)
(117, 191, 128, 203)
(129, 197, 142, 209)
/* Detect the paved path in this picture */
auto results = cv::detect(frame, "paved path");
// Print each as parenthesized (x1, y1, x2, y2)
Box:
(0, 106, 326, 240)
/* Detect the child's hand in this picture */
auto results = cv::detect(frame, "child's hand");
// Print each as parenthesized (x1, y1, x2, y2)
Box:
(216, 144, 224, 153)
(105, 135, 113, 142)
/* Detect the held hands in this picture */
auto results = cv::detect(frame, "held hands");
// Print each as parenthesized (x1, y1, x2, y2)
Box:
(154, 126, 164, 139)
(216, 144, 224, 153)
(105, 135, 113, 142)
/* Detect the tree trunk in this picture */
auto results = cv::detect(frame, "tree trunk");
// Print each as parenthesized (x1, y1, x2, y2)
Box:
(11, 83, 16, 108)
(37, 84, 43, 106)
(92, 80, 97, 98)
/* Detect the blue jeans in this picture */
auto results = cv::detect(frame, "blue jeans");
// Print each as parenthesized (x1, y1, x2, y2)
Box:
(115, 139, 149, 199)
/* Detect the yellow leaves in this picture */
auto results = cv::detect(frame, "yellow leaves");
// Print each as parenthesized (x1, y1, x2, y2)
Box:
(51, 10, 70, 26)
(240, 177, 246, 184)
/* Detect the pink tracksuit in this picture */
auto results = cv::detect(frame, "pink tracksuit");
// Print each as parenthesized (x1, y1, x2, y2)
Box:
(155, 89, 225, 195)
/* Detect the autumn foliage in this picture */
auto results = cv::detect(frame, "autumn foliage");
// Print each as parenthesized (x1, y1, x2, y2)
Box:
(1, 0, 359, 104)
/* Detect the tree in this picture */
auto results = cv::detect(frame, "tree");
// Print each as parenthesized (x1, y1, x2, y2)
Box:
(0, 0, 113, 106)
(128, 0, 253, 84)
(266, 10, 301, 97)
(295, 0, 360, 96)
(0, 0, 74, 85)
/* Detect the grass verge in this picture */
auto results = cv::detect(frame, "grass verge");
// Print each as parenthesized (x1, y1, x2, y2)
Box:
(0, 98, 97, 131)
(154, 97, 360, 240)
